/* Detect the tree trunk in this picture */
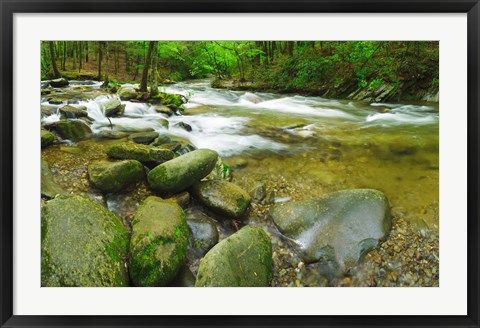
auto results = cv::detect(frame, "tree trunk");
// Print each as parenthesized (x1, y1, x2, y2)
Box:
(72, 41, 77, 70)
(287, 41, 294, 56)
(97, 41, 103, 81)
(49, 41, 61, 78)
(114, 42, 119, 75)
(103, 42, 110, 85)
(140, 41, 155, 92)
(125, 47, 130, 73)
(62, 41, 67, 70)
(85, 41, 89, 62)
(79, 41, 83, 71)
(150, 41, 159, 96)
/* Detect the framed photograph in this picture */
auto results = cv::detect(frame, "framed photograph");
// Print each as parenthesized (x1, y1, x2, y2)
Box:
(1, 0, 479, 327)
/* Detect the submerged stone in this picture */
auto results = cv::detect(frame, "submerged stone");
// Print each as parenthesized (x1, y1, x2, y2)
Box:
(185, 208, 219, 256)
(88, 160, 145, 193)
(129, 196, 189, 286)
(147, 149, 218, 194)
(41, 160, 67, 199)
(41, 195, 129, 286)
(195, 225, 272, 287)
(269, 189, 391, 277)
(118, 87, 137, 100)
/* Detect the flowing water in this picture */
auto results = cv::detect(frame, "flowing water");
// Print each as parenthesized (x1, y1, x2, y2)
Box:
(41, 79, 439, 286)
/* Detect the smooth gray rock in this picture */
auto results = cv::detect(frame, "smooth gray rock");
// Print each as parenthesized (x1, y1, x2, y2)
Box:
(269, 189, 391, 277)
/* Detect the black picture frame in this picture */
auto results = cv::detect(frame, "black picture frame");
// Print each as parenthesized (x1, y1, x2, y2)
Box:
(1, 1, 479, 327)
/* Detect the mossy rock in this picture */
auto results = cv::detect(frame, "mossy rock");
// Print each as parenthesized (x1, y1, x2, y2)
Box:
(191, 180, 251, 219)
(45, 92, 90, 104)
(55, 120, 93, 141)
(49, 78, 69, 87)
(41, 195, 129, 286)
(149, 92, 185, 107)
(128, 131, 159, 145)
(59, 105, 88, 119)
(41, 106, 55, 117)
(151, 135, 172, 147)
(195, 225, 272, 287)
(154, 105, 174, 116)
(147, 149, 218, 194)
(103, 98, 125, 117)
(129, 196, 189, 286)
(106, 142, 174, 163)
(88, 160, 145, 193)
(41, 129, 55, 148)
(118, 87, 138, 101)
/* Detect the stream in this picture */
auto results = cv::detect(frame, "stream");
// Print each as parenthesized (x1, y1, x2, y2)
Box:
(41, 79, 439, 287)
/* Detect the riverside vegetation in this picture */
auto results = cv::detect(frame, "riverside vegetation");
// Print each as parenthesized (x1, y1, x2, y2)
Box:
(40, 41, 439, 287)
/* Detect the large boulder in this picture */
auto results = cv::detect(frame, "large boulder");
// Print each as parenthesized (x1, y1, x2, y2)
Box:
(49, 78, 69, 87)
(88, 160, 144, 193)
(106, 142, 174, 163)
(191, 180, 251, 219)
(128, 131, 159, 145)
(195, 225, 272, 287)
(147, 149, 218, 194)
(54, 120, 93, 141)
(41, 160, 67, 199)
(118, 87, 137, 101)
(129, 196, 189, 286)
(103, 98, 125, 117)
(59, 105, 88, 119)
(269, 189, 391, 277)
(41, 195, 129, 286)
(41, 129, 55, 148)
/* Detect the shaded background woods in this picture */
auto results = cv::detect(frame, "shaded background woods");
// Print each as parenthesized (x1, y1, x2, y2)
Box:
(42, 41, 439, 102)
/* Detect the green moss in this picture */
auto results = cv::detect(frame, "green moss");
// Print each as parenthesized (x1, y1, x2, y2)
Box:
(41, 195, 129, 286)
(41, 129, 55, 148)
(129, 196, 189, 286)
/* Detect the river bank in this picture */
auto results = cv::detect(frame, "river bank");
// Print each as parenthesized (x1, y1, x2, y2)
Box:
(211, 77, 439, 103)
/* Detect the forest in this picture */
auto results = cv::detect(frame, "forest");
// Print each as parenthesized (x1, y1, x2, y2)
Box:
(41, 41, 439, 101)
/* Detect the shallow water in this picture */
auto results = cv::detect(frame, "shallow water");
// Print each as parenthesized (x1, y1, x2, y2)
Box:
(42, 79, 439, 227)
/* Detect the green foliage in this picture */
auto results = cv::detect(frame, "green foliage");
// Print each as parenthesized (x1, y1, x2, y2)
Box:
(40, 41, 439, 98)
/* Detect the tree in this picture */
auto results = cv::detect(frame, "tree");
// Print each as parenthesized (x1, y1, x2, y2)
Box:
(140, 41, 155, 92)
(97, 41, 103, 81)
(103, 42, 110, 86)
(150, 41, 159, 96)
(48, 41, 61, 78)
